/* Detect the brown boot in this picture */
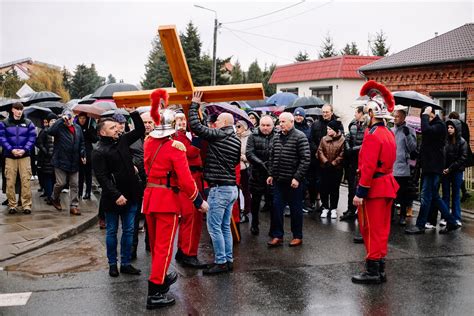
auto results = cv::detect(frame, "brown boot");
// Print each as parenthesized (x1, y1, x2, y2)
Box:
(52, 199, 62, 211)
(70, 207, 81, 216)
(267, 238, 283, 247)
(289, 238, 303, 247)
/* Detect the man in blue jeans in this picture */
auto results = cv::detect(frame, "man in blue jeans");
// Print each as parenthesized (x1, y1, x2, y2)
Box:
(405, 106, 461, 235)
(188, 91, 241, 275)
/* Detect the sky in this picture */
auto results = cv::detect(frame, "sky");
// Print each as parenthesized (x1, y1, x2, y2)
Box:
(1, 0, 473, 87)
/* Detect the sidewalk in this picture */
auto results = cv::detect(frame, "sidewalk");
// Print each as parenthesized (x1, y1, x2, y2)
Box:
(0, 181, 98, 262)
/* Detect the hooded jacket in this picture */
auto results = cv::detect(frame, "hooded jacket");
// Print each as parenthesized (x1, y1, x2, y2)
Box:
(420, 114, 446, 175)
(445, 119, 468, 173)
(392, 121, 417, 177)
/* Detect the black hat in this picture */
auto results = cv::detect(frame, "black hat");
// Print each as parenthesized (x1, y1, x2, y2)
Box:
(327, 120, 343, 133)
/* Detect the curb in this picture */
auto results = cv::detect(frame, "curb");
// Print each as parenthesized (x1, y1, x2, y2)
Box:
(0, 214, 98, 262)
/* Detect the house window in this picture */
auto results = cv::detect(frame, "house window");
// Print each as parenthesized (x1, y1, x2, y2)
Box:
(280, 88, 298, 95)
(310, 86, 333, 104)
(435, 98, 466, 120)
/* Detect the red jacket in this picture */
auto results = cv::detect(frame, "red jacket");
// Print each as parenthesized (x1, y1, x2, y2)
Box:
(356, 122, 399, 199)
(173, 130, 202, 168)
(142, 137, 199, 214)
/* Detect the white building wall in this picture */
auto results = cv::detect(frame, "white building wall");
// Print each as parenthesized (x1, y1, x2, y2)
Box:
(276, 79, 366, 128)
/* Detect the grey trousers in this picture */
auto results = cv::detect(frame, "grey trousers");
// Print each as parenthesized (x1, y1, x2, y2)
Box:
(53, 168, 79, 207)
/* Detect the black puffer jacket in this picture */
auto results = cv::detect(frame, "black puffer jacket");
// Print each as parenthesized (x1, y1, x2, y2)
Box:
(345, 119, 366, 162)
(309, 115, 338, 156)
(269, 127, 310, 183)
(445, 119, 468, 173)
(36, 128, 55, 174)
(189, 102, 241, 186)
(92, 111, 145, 211)
(420, 114, 446, 174)
(246, 128, 275, 193)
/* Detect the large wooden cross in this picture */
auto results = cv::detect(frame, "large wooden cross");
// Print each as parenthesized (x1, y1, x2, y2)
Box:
(113, 25, 264, 111)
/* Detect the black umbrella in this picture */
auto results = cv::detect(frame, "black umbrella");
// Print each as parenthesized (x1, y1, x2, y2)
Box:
(392, 91, 442, 110)
(78, 94, 96, 105)
(24, 105, 53, 127)
(0, 98, 24, 111)
(24, 91, 61, 105)
(91, 83, 138, 99)
(305, 107, 322, 117)
(100, 108, 130, 118)
(245, 99, 268, 108)
(33, 101, 65, 115)
(288, 96, 325, 110)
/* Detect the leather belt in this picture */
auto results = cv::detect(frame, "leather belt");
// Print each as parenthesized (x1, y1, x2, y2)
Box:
(146, 182, 180, 193)
(373, 172, 387, 179)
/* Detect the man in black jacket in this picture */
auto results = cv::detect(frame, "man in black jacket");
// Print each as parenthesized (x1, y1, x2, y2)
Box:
(76, 112, 98, 200)
(92, 111, 145, 277)
(405, 106, 460, 234)
(267, 112, 310, 247)
(189, 91, 240, 275)
(246, 115, 275, 235)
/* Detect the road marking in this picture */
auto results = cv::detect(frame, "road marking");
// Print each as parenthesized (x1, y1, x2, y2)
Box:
(0, 292, 32, 307)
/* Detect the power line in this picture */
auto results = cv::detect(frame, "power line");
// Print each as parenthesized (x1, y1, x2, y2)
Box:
(222, 0, 306, 25)
(223, 26, 319, 48)
(224, 28, 294, 62)
(241, 0, 333, 31)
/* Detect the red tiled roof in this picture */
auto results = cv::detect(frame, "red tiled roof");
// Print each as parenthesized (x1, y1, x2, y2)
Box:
(269, 55, 381, 84)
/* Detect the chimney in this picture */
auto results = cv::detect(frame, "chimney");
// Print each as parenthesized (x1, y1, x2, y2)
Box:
(435, 32, 438, 37)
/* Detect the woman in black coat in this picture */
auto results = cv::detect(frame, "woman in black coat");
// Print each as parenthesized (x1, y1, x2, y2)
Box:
(36, 113, 57, 203)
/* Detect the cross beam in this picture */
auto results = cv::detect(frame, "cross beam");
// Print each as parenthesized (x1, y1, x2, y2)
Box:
(113, 25, 264, 108)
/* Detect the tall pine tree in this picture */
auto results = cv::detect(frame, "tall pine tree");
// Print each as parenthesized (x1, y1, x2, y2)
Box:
(231, 60, 244, 84)
(106, 74, 117, 84)
(69, 64, 105, 99)
(319, 34, 338, 59)
(341, 42, 360, 55)
(295, 50, 310, 62)
(371, 30, 390, 56)
(141, 36, 172, 89)
(263, 63, 277, 96)
(247, 60, 263, 83)
(0, 70, 23, 98)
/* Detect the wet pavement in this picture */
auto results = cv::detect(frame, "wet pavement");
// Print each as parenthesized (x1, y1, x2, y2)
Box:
(1, 186, 474, 315)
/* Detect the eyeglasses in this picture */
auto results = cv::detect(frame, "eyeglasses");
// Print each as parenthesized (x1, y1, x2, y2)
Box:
(236, 125, 242, 128)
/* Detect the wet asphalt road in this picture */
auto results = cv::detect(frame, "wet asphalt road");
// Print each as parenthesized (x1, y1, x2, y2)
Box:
(1, 200, 474, 315)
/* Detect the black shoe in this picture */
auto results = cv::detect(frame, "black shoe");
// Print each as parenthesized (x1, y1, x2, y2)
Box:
(83, 193, 91, 200)
(39, 193, 47, 197)
(399, 217, 407, 226)
(250, 226, 259, 235)
(164, 271, 178, 289)
(340, 211, 357, 221)
(131, 247, 137, 260)
(180, 255, 208, 269)
(109, 264, 119, 277)
(379, 259, 387, 283)
(23, 209, 31, 215)
(227, 261, 233, 272)
(351, 260, 382, 284)
(353, 235, 364, 244)
(37, 188, 43, 192)
(439, 223, 461, 234)
(146, 281, 175, 309)
(175, 248, 184, 262)
(120, 264, 141, 275)
(203, 263, 229, 275)
(240, 214, 249, 223)
(405, 225, 425, 235)
(2, 200, 9, 206)
(8, 208, 17, 215)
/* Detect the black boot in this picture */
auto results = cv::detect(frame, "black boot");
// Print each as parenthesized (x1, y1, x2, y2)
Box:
(146, 281, 175, 310)
(353, 234, 364, 244)
(175, 248, 184, 262)
(351, 260, 382, 284)
(379, 259, 387, 283)
(340, 210, 356, 221)
(179, 255, 208, 269)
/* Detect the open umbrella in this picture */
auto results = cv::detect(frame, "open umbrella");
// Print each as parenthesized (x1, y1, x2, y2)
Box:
(66, 99, 81, 108)
(78, 94, 96, 105)
(72, 101, 117, 119)
(392, 91, 442, 110)
(92, 83, 138, 99)
(24, 91, 61, 105)
(230, 101, 251, 111)
(305, 107, 322, 117)
(252, 105, 286, 113)
(101, 108, 130, 118)
(0, 98, 25, 111)
(245, 99, 268, 108)
(24, 105, 53, 127)
(288, 96, 325, 111)
(33, 101, 65, 115)
(266, 92, 298, 106)
(205, 102, 252, 126)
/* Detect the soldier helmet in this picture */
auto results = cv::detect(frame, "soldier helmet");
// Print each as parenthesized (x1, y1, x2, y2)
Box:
(360, 80, 395, 119)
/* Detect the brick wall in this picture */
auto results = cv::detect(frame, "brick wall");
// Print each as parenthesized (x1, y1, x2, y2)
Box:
(361, 61, 474, 150)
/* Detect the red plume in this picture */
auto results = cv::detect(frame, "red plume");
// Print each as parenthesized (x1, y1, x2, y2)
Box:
(150, 89, 169, 126)
(360, 80, 395, 112)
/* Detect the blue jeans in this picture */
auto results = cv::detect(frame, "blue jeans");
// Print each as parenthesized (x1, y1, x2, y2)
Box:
(442, 171, 463, 222)
(271, 182, 304, 239)
(207, 185, 238, 264)
(105, 202, 138, 266)
(43, 173, 54, 199)
(416, 174, 456, 228)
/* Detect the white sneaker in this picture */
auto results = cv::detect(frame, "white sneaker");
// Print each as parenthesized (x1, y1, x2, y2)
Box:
(320, 209, 329, 218)
(62, 188, 70, 193)
(425, 223, 436, 229)
(456, 220, 462, 227)
(439, 219, 447, 226)
(330, 209, 338, 219)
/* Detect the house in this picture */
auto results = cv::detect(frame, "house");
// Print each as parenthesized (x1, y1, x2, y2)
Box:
(0, 57, 61, 80)
(359, 23, 474, 149)
(269, 55, 381, 125)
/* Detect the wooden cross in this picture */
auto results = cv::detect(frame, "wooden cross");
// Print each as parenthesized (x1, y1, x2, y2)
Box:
(113, 25, 264, 110)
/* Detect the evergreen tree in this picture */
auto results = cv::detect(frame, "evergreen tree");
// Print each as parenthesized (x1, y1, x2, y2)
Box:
(69, 64, 105, 99)
(0, 69, 24, 98)
(371, 30, 390, 56)
(62, 66, 72, 92)
(216, 57, 231, 86)
(141, 36, 172, 89)
(295, 50, 310, 62)
(319, 33, 338, 59)
(180, 21, 209, 86)
(341, 42, 360, 55)
(231, 60, 244, 84)
(262, 63, 277, 96)
(106, 74, 117, 84)
(247, 60, 263, 83)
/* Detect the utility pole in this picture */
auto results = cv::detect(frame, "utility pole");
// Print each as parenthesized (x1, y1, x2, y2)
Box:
(195, 4, 219, 86)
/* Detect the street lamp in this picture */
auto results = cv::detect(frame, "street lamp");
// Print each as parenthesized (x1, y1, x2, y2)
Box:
(194, 4, 219, 86)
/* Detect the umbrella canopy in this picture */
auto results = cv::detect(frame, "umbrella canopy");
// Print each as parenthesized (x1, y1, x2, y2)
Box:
(72, 101, 117, 119)
(24, 91, 61, 105)
(230, 101, 251, 111)
(288, 96, 325, 110)
(205, 102, 252, 126)
(24, 105, 53, 127)
(266, 92, 298, 106)
(245, 99, 268, 108)
(91, 83, 138, 99)
(101, 108, 130, 118)
(392, 91, 442, 110)
(78, 94, 96, 105)
(252, 105, 286, 113)
(0, 98, 24, 111)
(305, 107, 322, 117)
(33, 101, 65, 115)
(66, 99, 81, 108)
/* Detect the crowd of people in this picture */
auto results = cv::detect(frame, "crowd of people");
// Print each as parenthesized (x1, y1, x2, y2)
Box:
(0, 81, 472, 308)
